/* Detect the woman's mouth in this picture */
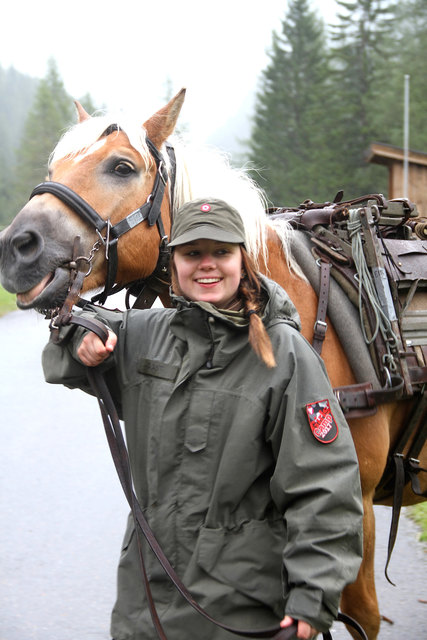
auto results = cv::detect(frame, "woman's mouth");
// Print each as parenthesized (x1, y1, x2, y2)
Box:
(195, 277, 222, 286)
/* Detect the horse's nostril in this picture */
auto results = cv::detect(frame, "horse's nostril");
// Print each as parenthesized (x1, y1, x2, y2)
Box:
(12, 231, 44, 261)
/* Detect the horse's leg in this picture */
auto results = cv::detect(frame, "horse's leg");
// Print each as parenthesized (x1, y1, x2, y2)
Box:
(341, 494, 380, 640)
(339, 406, 393, 639)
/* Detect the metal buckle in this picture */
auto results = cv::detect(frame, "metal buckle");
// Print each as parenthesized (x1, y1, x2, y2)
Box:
(95, 220, 111, 261)
(158, 160, 168, 185)
(314, 319, 327, 334)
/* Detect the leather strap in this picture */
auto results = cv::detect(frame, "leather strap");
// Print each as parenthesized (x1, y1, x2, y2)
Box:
(31, 182, 107, 232)
(312, 260, 331, 355)
(381, 392, 427, 584)
(333, 375, 404, 419)
(409, 365, 427, 385)
(384, 453, 405, 585)
(406, 395, 427, 498)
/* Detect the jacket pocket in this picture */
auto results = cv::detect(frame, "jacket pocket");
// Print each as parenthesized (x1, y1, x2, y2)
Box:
(184, 389, 214, 453)
(196, 519, 285, 615)
(138, 357, 179, 381)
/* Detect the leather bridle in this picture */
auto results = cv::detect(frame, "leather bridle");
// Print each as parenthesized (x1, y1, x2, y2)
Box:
(30, 135, 174, 307)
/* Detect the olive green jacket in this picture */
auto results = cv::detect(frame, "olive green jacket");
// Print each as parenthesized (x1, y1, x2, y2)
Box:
(42, 277, 363, 640)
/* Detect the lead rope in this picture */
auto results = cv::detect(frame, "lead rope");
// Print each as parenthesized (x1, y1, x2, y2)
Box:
(347, 209, 399, 383)
(347, 209, 398, 349)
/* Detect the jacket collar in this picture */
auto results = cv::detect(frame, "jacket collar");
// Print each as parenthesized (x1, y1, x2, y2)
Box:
(170, 274, 300, 332)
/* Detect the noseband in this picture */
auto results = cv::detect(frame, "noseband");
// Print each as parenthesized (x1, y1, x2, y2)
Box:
(30, 136, 175, 307)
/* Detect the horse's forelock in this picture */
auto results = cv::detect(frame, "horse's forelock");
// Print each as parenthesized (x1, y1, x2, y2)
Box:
(170, 140, 271, 270)
(49, 114, 152, 169)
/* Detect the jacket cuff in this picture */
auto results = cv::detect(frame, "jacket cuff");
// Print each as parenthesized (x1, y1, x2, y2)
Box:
(285, 587, 336, 632)
(49, 321, 78, 345)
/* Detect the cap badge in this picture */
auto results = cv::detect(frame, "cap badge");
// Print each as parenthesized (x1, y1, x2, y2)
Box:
(200, 203, 211, 212)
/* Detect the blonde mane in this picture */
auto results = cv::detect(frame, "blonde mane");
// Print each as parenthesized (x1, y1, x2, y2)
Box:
(49, 113, 297, 274)
(49, 113, 153, 169)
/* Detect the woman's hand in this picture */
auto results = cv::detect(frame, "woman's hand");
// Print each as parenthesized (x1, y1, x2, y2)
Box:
(77, 329, 117, 366)
(280, 615, 319, 639)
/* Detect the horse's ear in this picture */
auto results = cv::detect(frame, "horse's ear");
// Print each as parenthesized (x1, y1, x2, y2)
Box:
(143, 88, 186, 147)
(74, 100, 91, 123)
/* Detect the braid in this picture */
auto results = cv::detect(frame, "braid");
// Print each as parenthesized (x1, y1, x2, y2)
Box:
(239, 249, 276, 368)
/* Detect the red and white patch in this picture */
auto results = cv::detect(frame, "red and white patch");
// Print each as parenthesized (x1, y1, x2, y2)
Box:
(200, 203, 211, 212)
(306, 399, 338, 444)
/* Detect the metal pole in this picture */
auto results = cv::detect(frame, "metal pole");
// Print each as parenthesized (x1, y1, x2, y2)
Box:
(403, 74, 410, 198)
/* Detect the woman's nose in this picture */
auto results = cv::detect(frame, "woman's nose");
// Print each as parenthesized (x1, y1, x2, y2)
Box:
(198, 253, 215, 268)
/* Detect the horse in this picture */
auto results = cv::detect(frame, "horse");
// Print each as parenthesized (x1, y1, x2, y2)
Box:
(0, 88, 425, 639)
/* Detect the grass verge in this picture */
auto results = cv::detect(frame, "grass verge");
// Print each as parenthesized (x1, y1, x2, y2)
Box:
(407, 502, 427, 544)
(0, 286, 17, 317)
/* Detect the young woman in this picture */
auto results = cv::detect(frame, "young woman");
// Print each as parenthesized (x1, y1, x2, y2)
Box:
(42, 198, 363, 640)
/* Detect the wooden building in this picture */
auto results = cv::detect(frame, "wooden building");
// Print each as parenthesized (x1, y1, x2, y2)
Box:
(367, 142, 427, 216)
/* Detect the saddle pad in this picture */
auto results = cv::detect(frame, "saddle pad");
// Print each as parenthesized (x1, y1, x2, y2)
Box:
(290, 231, 381, 390)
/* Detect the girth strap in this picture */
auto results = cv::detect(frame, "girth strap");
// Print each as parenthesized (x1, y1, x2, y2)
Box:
(333, 375, 404, 419)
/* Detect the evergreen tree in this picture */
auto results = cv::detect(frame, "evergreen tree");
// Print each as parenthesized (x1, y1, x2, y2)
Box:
(0, 60, 99, 228)
(247, 0, 339, 207)
(329, 0, 397, 195)
(374, 0, 427, 151)
(0, 66, 37, 227)
(11, 58, 75, 212)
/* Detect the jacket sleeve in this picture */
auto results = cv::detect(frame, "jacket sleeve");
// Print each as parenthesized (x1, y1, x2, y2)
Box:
(41, 305, 124, 404)
(265, 328, 363, 632)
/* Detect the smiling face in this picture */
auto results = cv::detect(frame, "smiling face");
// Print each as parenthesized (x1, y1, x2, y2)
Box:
(173, 239, 242, 308)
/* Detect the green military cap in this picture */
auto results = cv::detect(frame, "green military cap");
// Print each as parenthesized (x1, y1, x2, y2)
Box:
(168, 198, 246, 247)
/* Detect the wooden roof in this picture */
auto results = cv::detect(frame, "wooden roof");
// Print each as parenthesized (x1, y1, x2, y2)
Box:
(367, 142, 427, 167)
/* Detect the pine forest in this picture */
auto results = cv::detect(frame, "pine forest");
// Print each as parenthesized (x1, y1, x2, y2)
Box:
(0, 0, 426, 227)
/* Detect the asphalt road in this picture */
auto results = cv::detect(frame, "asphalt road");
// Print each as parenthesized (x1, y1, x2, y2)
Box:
(0, 309, 426, 640)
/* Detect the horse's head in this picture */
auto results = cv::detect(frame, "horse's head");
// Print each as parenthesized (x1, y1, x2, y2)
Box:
(0, 89, 186, 312)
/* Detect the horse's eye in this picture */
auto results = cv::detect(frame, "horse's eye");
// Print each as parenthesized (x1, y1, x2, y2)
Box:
(114, 161, 134, 176)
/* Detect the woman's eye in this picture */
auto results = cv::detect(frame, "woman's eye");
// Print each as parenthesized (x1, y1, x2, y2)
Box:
(114, 162, 134, 176)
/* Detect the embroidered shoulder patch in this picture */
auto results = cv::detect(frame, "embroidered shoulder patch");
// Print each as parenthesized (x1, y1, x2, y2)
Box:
(306, 399, 338, 444)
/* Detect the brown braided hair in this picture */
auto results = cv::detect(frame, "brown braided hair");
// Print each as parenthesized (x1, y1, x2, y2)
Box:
(170, 247, 276, 368)
(238, 247, 276, 368)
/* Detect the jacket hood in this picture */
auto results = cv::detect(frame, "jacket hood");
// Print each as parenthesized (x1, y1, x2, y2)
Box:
(171, 274, 301, 332)
(259, 275, 301, 331)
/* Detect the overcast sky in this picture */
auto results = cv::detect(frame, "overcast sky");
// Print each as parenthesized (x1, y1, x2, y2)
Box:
(0, 0, 339, 142)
